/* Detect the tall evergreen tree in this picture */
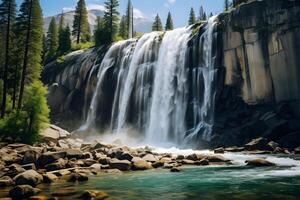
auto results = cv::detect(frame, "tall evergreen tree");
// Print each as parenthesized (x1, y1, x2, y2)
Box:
(188, 7, 196, 25)
(16, 0, 43, 109)
(165, 12, 174, 31)
(72, 0, 91, 44)
(118, 15, 127, 39)
(94, 16, 106, 47)
(126, 0, 133, 38)
(209, 12, 213, 18)
(199, 6, 206, 21)
(58, 24, 71, 54)
(152, 14, 163, 32)
(58, 11, 64, 33)
(0, 0, 16, 117)
(225, 0, 229, 11)
(46, 17, 58, 59)
(103, 0, 120, 43)
(57, 12, 70, 54)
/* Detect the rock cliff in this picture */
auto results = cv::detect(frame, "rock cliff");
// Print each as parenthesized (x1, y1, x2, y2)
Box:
(43, 0, 300, 148)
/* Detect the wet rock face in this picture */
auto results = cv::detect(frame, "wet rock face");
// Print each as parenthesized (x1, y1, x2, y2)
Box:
(43, 0, 300, 148)
(212, 0, 300, 148)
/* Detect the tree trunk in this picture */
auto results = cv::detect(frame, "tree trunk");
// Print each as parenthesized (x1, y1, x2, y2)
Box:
(76, 1, 82, 44)
(18, 0, 33, 109)
(1, 1, 12, 118)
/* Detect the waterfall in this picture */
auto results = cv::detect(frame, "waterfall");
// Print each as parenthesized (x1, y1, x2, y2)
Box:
(80, 39, 137, 131)
(146, 27, 191, 145)
(114, 32, 161, 134)
(188, 16, 218, 142)
(79, 16, 218, 147)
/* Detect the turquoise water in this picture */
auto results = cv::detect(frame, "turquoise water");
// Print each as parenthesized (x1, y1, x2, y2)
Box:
(42, 163, 300, 200)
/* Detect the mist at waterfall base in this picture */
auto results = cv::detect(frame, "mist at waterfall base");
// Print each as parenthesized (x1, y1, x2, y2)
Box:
(77, 17, 218, 149)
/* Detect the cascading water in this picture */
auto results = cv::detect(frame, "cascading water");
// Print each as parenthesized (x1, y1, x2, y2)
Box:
(146, 27, 191, 145)
(80, 39, 137, 131)
(80, 16, 218, 147)
(114, 32, 161, 134)
(186, 16, 218, 142)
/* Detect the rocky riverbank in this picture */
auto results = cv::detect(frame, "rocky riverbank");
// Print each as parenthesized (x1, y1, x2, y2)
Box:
(0, 125, 299, 199)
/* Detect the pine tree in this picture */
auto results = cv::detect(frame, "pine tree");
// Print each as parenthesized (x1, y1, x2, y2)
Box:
(0, 0, 16, 117)
(16, 0, 43, 109)
(72, 0, 91, 44)
(126, 0, 133, 38)
(210, 12, 213, 18)
(94, 16, 106, 47)
(57, 12, 71, 54)
(58, 24, 71, 54)
(225, 0, 229, 11)
(165, 12, 174, 31)
(188, 7, 196, 25)
(46, 17, 58, 60)
(152, 14, 163, 32)
(103, 0, 120, 43)
(118, 15, 127, 39)
(199, 6, 206, 21)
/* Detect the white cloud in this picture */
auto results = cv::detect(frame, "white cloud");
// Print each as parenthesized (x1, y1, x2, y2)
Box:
(164, 0, 176, 8)
(87, 4, 105, 11)
(133, 8, 147, 19)
(63, 7, 75, 12)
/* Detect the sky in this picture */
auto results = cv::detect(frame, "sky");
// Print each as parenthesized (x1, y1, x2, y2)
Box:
(16, 0, 224, 28)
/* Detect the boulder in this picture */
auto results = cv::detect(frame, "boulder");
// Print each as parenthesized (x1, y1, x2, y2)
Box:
(36, 151, 66, 167)
(83, 159, 98, 167)
(57, 140, 70, 149)
(42, 173, 58, 183)
(163, 163, 174, 169)
(170, 167, 181, 172)
(41, 125, 70, 142)
(66, 173, 89, 182)
(3, 153, 22, 165)
(267, 141, 279, 151)
(176, 155, 185, 160)
(109, 158, 131, 171)
(6, 164, 26, 178)
(14, 170, 43, 186)
(245, 158, 276, 167)
(159, 157, 173, 163)
(22, 150, 40, 165)
(22, 164, 36, 170)
(196, 159, 209, 166)
(181, 159, 195, 165)
(90, 163, 102, 171)
(64, 149, 84, 159)
(132, 160, 152, 170)
(142, 154, 158, 162)
(0, 176, 14, 187)
(81, 190, 109, 200)
(9, 185, 41, 199)
(294, 147, 300, 154)
(245, 138, 272, 151)
(205, 155, 231, 163)
(224, 147, 245, 152)
(186, 154, 203, 161)
(152, 161, 164, 168)
(117, 152, 134, 161)
(214, 147, 225, 154)
(45, 158, 66, 171)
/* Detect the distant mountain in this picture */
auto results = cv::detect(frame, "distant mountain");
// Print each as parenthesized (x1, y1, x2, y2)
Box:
(44, 9, 152, 34)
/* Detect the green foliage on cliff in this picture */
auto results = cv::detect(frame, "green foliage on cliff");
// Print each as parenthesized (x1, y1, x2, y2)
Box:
(0, 81, 49, 144)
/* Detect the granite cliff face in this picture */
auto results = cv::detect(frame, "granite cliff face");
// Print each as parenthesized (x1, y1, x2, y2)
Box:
(43, 0, 300, 148)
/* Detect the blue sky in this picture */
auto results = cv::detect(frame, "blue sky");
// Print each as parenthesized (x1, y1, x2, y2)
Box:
(16, 0, 224, 28)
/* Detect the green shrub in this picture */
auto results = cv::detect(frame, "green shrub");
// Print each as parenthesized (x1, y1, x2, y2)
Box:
(71, 42, 94, 51)
(0, 81, 50, 144)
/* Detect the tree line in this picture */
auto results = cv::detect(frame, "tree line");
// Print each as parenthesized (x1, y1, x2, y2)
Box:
(0, 0, 49, 144)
